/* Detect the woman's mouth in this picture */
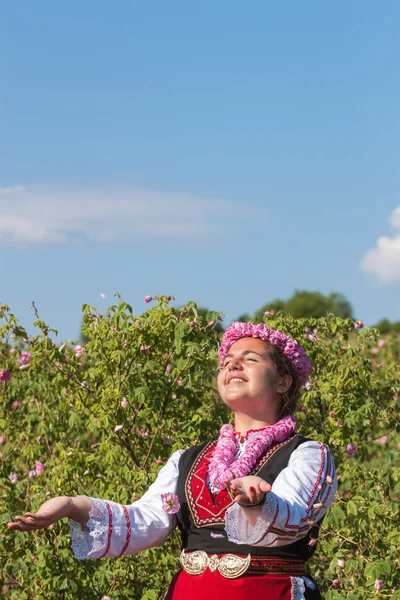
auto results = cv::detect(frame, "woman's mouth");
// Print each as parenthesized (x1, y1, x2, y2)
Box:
(227, 377, 247, 385)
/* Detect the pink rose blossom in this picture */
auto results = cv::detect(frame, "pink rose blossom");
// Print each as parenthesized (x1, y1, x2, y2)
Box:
(36, 436, 42, 442)
(338, 420, 344, 427)
(121, 397, 129, 408)
(346, 443, 357, 456)
(354, 320, 364, 329)
(101, 596, 111, 600)
(12, 401, 22, 410)
(378, 339, 386, 348)
(74, 345, 84, 358)
(171, 394, 177, 400)
(19, 352, 31, 364)
(161, 492, 181, 514)
(9, 348, 16, 354)
(329, 411, 335, 418)
(140, 345, 150, 351)
(299, 406, 308, 414)
(35, 461, 45, 475)
(9, 472, 18, 484)
(144, 295, 152, 303)
(55, 361, 61, 367)
(0, 369, 11, 383)
(208, 320, 215, 326)
(332, 579, 340, 588)
(0, 436, 4, 445)
(155, 458, 162, 464)
(379, 436, 387, 446)
(337, 559, 345, 568)
(308, 538, 317, 546)
(177, 379, 183, 386)
(371, 347, 379, 355)
(394, 392, 398, 401)
(374, 580, 383, 591)
(189, 321, 195, 327)
(28, 470, 36, 478)
(165, 364, 172, 373)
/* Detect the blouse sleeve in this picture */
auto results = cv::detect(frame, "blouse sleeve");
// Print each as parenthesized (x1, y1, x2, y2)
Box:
(69, 449, 184, 559)
(224, 441, 337, 547)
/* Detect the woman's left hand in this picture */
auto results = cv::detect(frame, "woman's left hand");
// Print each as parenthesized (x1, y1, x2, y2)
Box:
(225, 475, 271, 507)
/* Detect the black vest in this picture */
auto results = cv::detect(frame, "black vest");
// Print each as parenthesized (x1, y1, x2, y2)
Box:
(175, 434, 320, 561)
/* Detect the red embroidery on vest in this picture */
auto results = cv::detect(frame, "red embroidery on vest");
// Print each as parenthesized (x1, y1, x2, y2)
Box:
(185, 436, 296, 527)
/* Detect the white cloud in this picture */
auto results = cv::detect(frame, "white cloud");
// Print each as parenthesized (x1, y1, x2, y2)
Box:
(360, 206, 400, 284)
(0, 184, 234, 245)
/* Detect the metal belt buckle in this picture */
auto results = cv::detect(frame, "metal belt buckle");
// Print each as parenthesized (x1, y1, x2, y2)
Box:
(180, 550, 251, 579)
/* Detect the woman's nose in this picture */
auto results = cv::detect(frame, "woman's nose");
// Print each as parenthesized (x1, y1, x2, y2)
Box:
(228, 358, 243, 370)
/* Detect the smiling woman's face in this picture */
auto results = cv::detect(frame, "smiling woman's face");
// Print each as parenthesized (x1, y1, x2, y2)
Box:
(217, 337, 282, 409)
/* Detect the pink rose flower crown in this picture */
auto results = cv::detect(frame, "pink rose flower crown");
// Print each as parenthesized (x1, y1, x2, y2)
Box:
(218, 322, 312, 385)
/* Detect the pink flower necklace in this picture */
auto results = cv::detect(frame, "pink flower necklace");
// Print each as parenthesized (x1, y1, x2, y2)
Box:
(208, 415, 297, 491)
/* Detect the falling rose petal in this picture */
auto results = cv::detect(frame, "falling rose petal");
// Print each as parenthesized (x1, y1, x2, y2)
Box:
(100, 293, 106, 299)
(114, 425, 123, 432)
(210, 532, 225, 538)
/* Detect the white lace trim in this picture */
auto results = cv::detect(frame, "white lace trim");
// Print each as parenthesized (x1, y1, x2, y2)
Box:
(291, 576, 306, 600)
(224, 492, 277, 545)
(69, 497, 109, 560)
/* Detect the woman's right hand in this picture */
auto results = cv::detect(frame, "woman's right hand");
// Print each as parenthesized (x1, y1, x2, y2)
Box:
(7, 496, 73, 532)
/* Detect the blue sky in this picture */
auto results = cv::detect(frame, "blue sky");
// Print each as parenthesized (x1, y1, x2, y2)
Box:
(1, 1, 399, 341)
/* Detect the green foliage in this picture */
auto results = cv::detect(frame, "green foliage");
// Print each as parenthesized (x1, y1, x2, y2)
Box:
(373, 318, 400, 335)
(252, 290, 354, 321)
(0, 300, 399, 599)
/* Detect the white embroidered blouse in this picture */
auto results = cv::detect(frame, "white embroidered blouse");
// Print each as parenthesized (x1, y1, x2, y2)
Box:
(70, 437, 337, 560)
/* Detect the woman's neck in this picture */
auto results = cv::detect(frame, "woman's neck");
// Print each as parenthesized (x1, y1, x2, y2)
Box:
(234, 411, 279, 437)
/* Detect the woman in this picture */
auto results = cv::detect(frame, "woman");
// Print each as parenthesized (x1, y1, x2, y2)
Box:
(8, 322, 337, 599)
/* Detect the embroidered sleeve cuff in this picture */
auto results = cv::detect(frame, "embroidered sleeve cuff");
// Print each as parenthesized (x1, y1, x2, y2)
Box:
(224, 493, 278, 545)
(69, 498, 132, 559)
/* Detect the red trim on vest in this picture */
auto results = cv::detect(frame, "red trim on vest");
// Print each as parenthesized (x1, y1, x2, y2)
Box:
(185, 437, 296, 527)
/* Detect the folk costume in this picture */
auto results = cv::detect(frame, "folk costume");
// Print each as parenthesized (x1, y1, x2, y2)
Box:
(69, 323, 337, 599)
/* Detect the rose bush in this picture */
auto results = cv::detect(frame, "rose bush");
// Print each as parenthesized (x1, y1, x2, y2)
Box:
(0, 297, 399, 599)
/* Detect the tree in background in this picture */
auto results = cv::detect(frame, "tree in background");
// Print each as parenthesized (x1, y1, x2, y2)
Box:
(251, 290, 354, 322)
(373, 318, 400, 334)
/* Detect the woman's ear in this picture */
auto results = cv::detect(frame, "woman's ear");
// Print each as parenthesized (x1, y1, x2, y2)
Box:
(276, 374, 292, 394)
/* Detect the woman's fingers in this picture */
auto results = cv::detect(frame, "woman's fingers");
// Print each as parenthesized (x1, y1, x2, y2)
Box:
(7, 515, 51, 531)
(24, 512, 53, 521)
(259, 480, 272, 494)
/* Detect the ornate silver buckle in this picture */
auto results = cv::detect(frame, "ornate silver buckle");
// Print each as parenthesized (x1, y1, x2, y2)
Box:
(180, 550, 251, 579)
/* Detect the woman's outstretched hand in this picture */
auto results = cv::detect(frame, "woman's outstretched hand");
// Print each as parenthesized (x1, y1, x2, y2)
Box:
(7, 496, 75, 532)
(226, 475, 271, 507)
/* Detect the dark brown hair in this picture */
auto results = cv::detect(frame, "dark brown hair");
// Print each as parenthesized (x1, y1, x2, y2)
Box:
(265, 342, 302, 417)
